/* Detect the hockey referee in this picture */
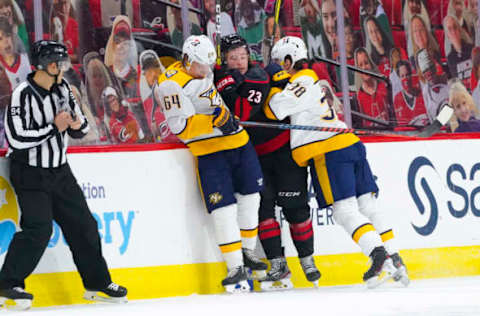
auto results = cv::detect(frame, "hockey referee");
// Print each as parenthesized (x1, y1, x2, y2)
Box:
(0, 41, 127, 310)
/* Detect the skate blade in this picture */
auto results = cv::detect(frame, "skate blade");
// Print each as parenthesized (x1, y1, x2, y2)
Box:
(83, 290, 128, 303)
(0, 297, 32, 311)
(310, 280, 320, 288)
(260, 279, 293, 291)
(393, 266, 410, 287)
(249, 269, 267, 280)
(366, 259, 397, 289)
(224, 280, 251, 294)
(365, 274, 394, 289)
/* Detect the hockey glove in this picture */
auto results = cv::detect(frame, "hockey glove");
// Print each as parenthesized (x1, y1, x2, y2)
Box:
(215, 67, 238, 93)
(265, 63, 291, 89)
(229, 69, 245, 86)
(216, 70, 245, 93)
(265, 62, 282, 77)
(213, 106, 239, 135)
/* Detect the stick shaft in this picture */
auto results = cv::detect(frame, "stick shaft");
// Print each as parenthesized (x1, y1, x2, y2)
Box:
(215, 0, 221, 65)
(240, 121, 415, 138)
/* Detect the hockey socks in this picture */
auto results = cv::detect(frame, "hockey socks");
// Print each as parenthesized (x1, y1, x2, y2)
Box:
(289, 218, 314, 258)
(358, 193, 399, 255)
(235, 193, 260, 251)
(333, 197, 383, 257)
(211, 204, 243, 269)
(259, 218, 283, 259)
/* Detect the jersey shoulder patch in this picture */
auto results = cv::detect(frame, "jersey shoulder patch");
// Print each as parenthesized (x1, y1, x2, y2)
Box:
(158, 62, 193, 88)
(165, 69, 177, 78)
(272, 70, 290, 82)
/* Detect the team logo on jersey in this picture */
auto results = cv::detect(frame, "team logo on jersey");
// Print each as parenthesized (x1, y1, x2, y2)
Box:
(199, 86, 221, 107)
(0, 176, 20, 256)
(257, 177, 263, 187)
(209, 192, 223, 205)
(216, 77, 235, 92)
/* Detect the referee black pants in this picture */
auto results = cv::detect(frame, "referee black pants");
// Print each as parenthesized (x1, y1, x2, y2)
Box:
(0, 160, 111, 290)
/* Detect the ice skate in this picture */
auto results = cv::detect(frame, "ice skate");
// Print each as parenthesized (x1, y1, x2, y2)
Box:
(363, 246, 398, 289)
(222, 266, 250, 294)
(243, 248, 268, 280)
(390, 253, 410, 286)
(0, 287, 33, 311)
(84, 282, 128, 303)
(299, 255, 321, 286)
(260, 257, 293, 291)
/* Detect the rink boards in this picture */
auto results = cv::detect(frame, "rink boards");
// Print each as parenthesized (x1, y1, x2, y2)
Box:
(0, 138, 480, 307)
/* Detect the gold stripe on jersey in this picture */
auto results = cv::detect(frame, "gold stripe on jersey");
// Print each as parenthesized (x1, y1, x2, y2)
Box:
(289, 69, 319, 82)
(292, 133, 360, 167)
(177, 114, 214, 140)
(186, 129, 249, 156)
(312, 155, 334, 205)
(157, 61, 193, 88)
(380, 229, 394, 242)
(219, 241, 242, 253)
(263, 87, 282, 120)
(352, 223, 376, 243)
(240, 228, 258, 238)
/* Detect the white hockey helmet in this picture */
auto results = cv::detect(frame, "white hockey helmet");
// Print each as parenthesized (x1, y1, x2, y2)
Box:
(271, 36, 308, 66)
(182, 35, 217, 68)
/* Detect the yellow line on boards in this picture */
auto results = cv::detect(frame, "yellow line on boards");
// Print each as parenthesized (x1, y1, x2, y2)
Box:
(25, 245, 480, 307)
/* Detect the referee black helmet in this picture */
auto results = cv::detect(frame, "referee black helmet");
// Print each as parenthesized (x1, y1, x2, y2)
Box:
(31, 40, 70, 71)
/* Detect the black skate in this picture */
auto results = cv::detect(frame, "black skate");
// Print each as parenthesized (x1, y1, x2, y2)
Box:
(390, 253, 410, 286)
(300, 255, 321, 286)
(363, 246, 398, 289)
(222, 266, 250, 294)
(243, 248, 268, 280)
(260, 257, 293, 291)
(0, 287, 33, 310)
(84, 282, 128, 303)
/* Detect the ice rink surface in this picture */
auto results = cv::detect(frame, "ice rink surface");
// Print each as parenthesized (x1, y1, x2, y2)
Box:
(9, 276, 480, 316)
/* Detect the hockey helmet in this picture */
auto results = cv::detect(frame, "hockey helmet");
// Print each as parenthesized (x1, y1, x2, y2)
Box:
(182, 35, 216, 69)
(271, 36, 308, 66)
(220, 34, 248, 61)
(32, 40, 70, 72)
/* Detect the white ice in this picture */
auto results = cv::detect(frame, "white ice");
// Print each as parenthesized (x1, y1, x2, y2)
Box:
(9, 276, 480, 316)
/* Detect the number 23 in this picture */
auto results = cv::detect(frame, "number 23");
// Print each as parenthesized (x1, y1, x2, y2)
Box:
(247, 90, 262, 103)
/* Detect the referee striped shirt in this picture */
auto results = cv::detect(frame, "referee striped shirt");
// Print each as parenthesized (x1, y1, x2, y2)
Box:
(5, 73, 89, 168)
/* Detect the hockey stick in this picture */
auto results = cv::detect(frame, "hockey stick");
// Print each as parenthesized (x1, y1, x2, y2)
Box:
(314, 55, 394, 120)
(240, 109, 454, 138)
(313, 55, 455, 136)
(240, 121, 415, 138)
(268, 0, 282, 61)
(215, 0, 221, 65)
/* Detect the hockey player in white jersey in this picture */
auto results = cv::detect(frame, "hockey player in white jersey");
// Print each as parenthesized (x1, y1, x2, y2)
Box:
(156, 35, 266, 293)
(265, 36, 409, 288)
